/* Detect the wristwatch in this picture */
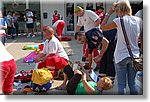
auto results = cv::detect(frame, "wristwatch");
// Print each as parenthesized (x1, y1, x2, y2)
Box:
(105, 13, 110, 16)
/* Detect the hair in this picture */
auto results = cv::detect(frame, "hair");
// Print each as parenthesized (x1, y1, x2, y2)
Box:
(74, 6, 83, 13)
(75, 32, 82, 40)
(114, 0, 132, 16)
(100, 77, 112, 90)
(43, 26, 54, 34)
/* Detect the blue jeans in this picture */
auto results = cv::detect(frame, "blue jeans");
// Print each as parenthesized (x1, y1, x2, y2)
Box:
(115, 57, 138, 95)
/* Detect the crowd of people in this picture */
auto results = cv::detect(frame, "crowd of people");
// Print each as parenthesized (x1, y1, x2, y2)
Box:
(0, 0, 143, 95)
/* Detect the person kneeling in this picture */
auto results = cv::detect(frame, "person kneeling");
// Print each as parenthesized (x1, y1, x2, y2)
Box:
(34, 26, 69, 89)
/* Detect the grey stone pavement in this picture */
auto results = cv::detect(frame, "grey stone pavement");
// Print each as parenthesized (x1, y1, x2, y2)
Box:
(5, 34, 143, 95)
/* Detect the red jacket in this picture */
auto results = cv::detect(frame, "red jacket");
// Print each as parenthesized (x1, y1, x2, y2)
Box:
(52, 14, 60, 24)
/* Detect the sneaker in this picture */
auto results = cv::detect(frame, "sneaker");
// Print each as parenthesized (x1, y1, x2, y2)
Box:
(32, 35, 35, 38)
(27, 35, 31, 38)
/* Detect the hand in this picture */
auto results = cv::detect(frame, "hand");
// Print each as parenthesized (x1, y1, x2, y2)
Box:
(88, 68, 92, 73)
(108, 2, 116, 15)
(34, 57, 40, 62)
(93, 55, 101, 63)
(41, 56, 47, 62)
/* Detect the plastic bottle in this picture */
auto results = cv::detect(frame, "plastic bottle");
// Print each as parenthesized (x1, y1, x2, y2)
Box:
(17, 79, 22, 93)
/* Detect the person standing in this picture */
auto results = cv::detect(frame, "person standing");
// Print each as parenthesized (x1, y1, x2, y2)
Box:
(24, 9, 35, 38)
(0, 10, 7, 45)
(52, 10, 60, 24)
(11, 12, 17, 39)
(0, 41, 17, 95)
(74, 6, 109, 70)
(95, 6, 105, 24)
(98, 29, 117, 81)
(100, 0, 143, 95)
(6, 11, 12, 39)
(52, 20, 65, 41)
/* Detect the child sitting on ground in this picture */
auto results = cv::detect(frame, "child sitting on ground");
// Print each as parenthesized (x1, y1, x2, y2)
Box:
(62, 61, 112, 95)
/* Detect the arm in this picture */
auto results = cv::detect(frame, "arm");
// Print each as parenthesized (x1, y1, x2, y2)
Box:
(140, 30, 143, 54)
(94, 37, 109, 62)
(75, 25, 81, 34)
(12, 22, 15, 28)
(0, 25, 7, 29)
(100, 37, 109, 57)
(88, 53, 93, 70)
(94, 18, 101, 27)
(34, 53, 46, 62)
(100, 5, 117, 31)
(82, 72, 95, 95)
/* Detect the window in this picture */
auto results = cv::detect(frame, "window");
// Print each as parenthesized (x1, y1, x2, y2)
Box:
(66, 3, 74, 31)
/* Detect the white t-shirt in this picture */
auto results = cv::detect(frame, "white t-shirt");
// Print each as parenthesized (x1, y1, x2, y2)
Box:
(113, 15, 143, 63)
(135, 10, 143, 20)
(52, 20, 64, 28)
(42, 36, 69, 60)
(0, 41, 14, 62)
(26, 11, 34, 24)
(77, 10, 99, 33)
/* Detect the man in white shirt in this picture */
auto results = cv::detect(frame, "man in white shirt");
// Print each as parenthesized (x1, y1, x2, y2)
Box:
(34, 26, 69, 89)
(0, 41, 17, 94)
(52, 20, 65, 41)
(24, 9, 35, 38)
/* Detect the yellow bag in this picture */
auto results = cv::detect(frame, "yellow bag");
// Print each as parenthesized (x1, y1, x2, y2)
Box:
(31, 68, 53, 86)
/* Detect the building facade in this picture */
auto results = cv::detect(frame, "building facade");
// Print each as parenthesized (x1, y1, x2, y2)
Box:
(0, 0, 142, 34)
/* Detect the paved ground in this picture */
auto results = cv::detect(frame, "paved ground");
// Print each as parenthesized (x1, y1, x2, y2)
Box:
(5, 34, 143, 95)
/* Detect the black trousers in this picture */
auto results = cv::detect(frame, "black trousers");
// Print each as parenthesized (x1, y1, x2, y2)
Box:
(7, 26, 12, 36)
(99, 29, 117, 77)
(99, 40, 116, 77)
(63, 65, 82, 95)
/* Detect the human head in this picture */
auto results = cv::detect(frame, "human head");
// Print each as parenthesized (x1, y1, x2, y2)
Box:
(12, 11, 16, 16)
(43, 26, 55, 40)
(97, 6, 104, 12)
(75, 32, 87, 43)
(74, 6, 84, 17)
(113, 0, 132, 16)
(54, 10, 58, 14)
(7, 11, 11, 15)
(25, 9, 29, 12)
(97, 77, 112, 90)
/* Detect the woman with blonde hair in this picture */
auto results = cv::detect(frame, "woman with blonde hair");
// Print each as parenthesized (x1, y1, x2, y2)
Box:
(100, 0, 143, 95)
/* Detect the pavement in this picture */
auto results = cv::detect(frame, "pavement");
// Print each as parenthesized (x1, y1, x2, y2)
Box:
(5, 34, 143, 95)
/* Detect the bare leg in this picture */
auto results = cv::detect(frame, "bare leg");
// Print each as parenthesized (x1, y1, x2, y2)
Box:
(55, 72, 68, 90)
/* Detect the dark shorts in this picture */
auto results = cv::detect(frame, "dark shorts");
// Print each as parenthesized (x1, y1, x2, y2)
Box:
(85, 28, 103, 54)
(26, 23, 34, 28)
